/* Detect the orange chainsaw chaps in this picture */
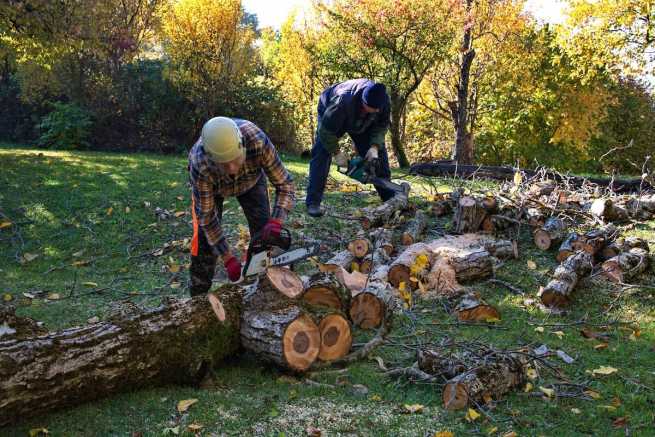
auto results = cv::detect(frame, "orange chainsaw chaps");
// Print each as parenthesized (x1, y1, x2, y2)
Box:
(191, 196, 199, 257)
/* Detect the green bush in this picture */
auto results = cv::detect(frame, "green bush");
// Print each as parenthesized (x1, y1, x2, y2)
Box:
(38, 102, 93, 149)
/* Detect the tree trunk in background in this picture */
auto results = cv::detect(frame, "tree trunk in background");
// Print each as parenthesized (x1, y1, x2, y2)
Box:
(451, 0, 476, 165)
(389, 93, 410, 168)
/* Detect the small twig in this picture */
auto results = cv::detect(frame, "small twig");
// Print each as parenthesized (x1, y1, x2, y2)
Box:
(486, 278, 525, 295)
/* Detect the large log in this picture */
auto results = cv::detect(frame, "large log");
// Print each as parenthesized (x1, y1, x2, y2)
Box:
(0, 290, 242, 426)
(325, 250, 355, 271)
(360, 190, 410, 230)
(533, 217, 567, 251)
(349, 283, 395, 329)
(557, 233, 579, 262)
(453, 196, 487, 233)
(245, 266, 305, 311)
(601, 248, 650, 283)
(408, 162, 651, 193)
(387, 243, 431, 289)
(442, 353, 527, 410)
(302, 272, 351, 312)
(572, 224, 618, 256)
(317, 313, 352, 361)
(539, 251, 593, 308)
(401, 210, 428, 246)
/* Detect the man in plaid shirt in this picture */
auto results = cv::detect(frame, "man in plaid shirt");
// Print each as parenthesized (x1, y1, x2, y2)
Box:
(189, 117, 295, 296)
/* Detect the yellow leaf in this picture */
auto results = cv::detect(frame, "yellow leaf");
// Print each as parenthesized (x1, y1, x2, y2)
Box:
(592, 366, 618, 376)
(369, 394, 382, 402)
(584, 390, 602, 399)
(513, 171, 523, 185)
(29, 428, 49, 437)
(552, 330, 565, 339)
(0, 221, 12, 229)
(3, 293, 13, 302)
(502, 432, 517, 437)
(47, 293, 61, 300)
(465, 408, 481, 422)
(410, 254, 429, 276)
(187, 423, 203, 432)
(169, 264, 181, 273)
(434, 432, 454, 437)
(82, 282, 98, 288)
(107, 207, 113, 216)
(399, 281, 406, 292)
(527, 260, 537, 270)
(539, 386, 555, 398)
(174, 211, 186, 217)
(71, 260, 90, 267)
(351, 262, 360, 272)
(403, 403, 424, 414)
(571, 408, 581, 414)
(486, 427, 498, 435)
(177, 398, 198, 413)
(485, 316, 501, 323)
(629, 329, 640, 341)
(594, 343, 608, 350)
(534, 326, 544, 333)
(22, 252, 39, 262)
(524, 382, 533, 392)
(526, 368, 538, 380)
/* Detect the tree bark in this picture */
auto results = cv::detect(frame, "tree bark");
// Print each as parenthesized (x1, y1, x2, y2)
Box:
(557, 233, 580, 262)
(0, 290, 242, 426)
(453, 196, 487, 233)
(302, 272, 351, 313)
(389, 93, 410, 168)
(539, 251, 593, 308)
(401, 210, 428, 246)
(601, 248, 650, 283)
(533, 217, 567, 251)
(360, 191, 409, 230)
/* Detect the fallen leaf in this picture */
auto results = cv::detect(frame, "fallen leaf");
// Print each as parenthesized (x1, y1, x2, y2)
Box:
(170, 282, 181, 289)
(527, 259, 537, 270)
(125, 206, 131, 213)
(47, 293, 61, 300)
(592, 366, 618, 376)
(483, 392, 493, 404)
(534, 326, 544, 333)
(23, 292, 35, 299)
(71, 260, 90, 267)
(612, 417, 628, 428)
(144, 201, 151, 208)
(629, 329, 641, 341)
(107, 207, 113, 216)
(571, 408, 581, 414)
(465, 408, 481, 422)
(594, 343, 609, 350)
(174, 211, 186, 217)
(0, 221, 12, 229)
(502, 432, 517, 437)
(177, 196, 184, 201)
(153, 248, 164, 256)
(177, 398, 198, 413)
(611, 396, 622, 407)
(187, 423, 203, 433)
(82, 282, 98, 288)
(28, 428, 49, 437)
(552, 330, 565, 339)
(369, 394, 382, 401)
(87, 316, 100, 324)
(3, 293, 13, 302)
(434, 432, 454, 437)
(513, 171, 523, 185)
(486, 427, 498, 436)
(305, 426, 322, 437)
(524, 382, 533, 392)
(539, 386, 555, 398)
(169, 264, 181, 273)
(72, 249, 85, 257)
(526, 367, 538, 380)
(584, 390, 602, 399)
(162, 426, 179, 435)
(22, 252, 39, 263)
(403, 403, 424, 414)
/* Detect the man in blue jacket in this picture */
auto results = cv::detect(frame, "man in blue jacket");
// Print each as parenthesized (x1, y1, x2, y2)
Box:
(306, 79, 393, 217)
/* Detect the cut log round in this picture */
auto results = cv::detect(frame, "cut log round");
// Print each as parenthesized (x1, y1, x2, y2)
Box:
(442, 354, 527, 410)
(526, 207, 546, 228)
(387, 243, 431, 289)
(359, 247, 391, 275)
(240, 307, 320, 372)
(0, 290, 242, 426)
(317, 314, 352, 361)
(454, 292, 500, 322)
(302, 272, 351, 312)
(245, 267, 305, 311)
(360, 192, 409, 230)
(370, 228, 394, 256)
(348, 238, 371, 258)
(557, 233, 579, 262)
(539, 251, 593, 308)
(401, 210, 428, 246)
(324, 250, 355, 271)
(533, 217, 567, 251)
(453, 196, 487, 233)
(349, 284, 395, 329)
(601, 248, 650, 283)
(572, 224, 617, 256)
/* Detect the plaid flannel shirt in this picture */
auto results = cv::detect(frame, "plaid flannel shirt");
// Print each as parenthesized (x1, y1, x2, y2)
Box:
(189, 119, 295, 256)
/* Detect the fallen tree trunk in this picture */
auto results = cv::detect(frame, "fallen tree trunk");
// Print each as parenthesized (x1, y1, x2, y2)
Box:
(539, 251, 593, 307)
(408, 162, 651, 193)
(360, 190, 410, 230)
(534, 217, 567, 251)
(601, 248, 650, 283)
(401, 210, 428, 246)
(0, 289, 241, 427)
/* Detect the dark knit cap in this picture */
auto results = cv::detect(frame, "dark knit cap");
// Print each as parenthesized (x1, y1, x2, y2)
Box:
(362, 82, 387, 109)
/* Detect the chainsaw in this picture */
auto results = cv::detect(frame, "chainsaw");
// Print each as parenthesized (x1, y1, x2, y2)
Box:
(240, 227, 319, 279)
(337, 156, 410, 196)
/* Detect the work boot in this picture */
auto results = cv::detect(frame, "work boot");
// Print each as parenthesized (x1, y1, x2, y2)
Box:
(306, 204, 324, 218)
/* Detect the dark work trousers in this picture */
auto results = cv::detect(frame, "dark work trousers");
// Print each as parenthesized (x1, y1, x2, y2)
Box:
(189, 175, 270, 296)
(306, 100, 394, 207)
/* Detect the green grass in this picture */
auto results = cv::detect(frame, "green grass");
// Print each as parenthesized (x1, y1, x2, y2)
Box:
(1, 143, 654, 436)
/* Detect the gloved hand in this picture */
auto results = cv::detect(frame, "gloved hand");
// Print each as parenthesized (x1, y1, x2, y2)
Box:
(365, 145, 379, 161)
(261, 218, 282, 242)
(334, 151, 349, 168)
(223, 255, 242, 282)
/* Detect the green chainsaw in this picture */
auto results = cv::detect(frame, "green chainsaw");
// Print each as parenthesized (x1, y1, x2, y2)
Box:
(337, 155, 410, 196)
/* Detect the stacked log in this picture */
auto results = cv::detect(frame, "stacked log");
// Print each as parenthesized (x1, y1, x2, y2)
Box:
(539, 251, 593, 308)
(453, 196, 487, 233)
(0, 289, 242, 426)
(572, 224, 618, 256)
(601, 247, 650, 283)
(533, 217, 567, 251)
(589, 198, 629, 222)
(557, 233, 580, 262)
(350, 283, 395, 329)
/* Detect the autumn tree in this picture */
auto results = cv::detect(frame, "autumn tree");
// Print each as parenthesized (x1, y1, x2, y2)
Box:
(317, 0, 458, 167)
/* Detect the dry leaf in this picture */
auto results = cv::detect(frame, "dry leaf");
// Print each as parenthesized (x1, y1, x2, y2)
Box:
(87, 316, 100, 324)
(29, 428, 49, 437)
(571, 408, 581, 414)
(107, 207, 113, 216)
(187, 423, 203, 433)
(527, 259, 537, 270)
(552, 330, 565, 339)
(174, 211, 186, 217)
(0, 221, 12, 229)
(153, 248, 164, 256)
(534, 326, 544, 333)
(169, 264, 181, 273)
(170, 282, 181, 289)
(513, 171, 523, 185)
(177, 398, 198, 413)
(594, 343, 609, 350)
(502, 432, 517, 437)
(125, 206, 131, 213)
(524, 382, 533, 392)
(47, 293, 61, 300)
(526, 368, 538, 380)
(483, 392, 493, 404)
(22, 252, 39, 263)
(434, 432, 454, 437)
(72, 249, 85, 257)
(163, 426, 179, 435)
(584, 390, 602, 399)
(71, 260, 90, 267)
(82, 282, 98, 288)
(3, 293, 13, 302)
(612, 417, 628, 428)
(23, 292, 35, 299)
(144, 201, 151, 208)
(539, 386, 555, 398)
(591, 366, 618, 376)
(465, 408, 481, 422)
(403, 404, 424, 414)
(177, 196, 184, 201)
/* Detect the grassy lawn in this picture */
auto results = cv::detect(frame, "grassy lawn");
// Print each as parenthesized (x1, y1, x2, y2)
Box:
(1, 143, 654, 436)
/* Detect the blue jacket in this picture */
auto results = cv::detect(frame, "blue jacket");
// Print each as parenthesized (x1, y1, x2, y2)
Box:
(317, 79, 390, 154)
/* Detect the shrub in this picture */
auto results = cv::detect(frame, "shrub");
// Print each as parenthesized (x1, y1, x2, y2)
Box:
(37, 102, 93, 149)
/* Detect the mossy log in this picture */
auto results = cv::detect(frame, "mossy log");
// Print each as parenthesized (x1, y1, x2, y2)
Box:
(0, 289, 242, 427)
(539, 251, 593, 308)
